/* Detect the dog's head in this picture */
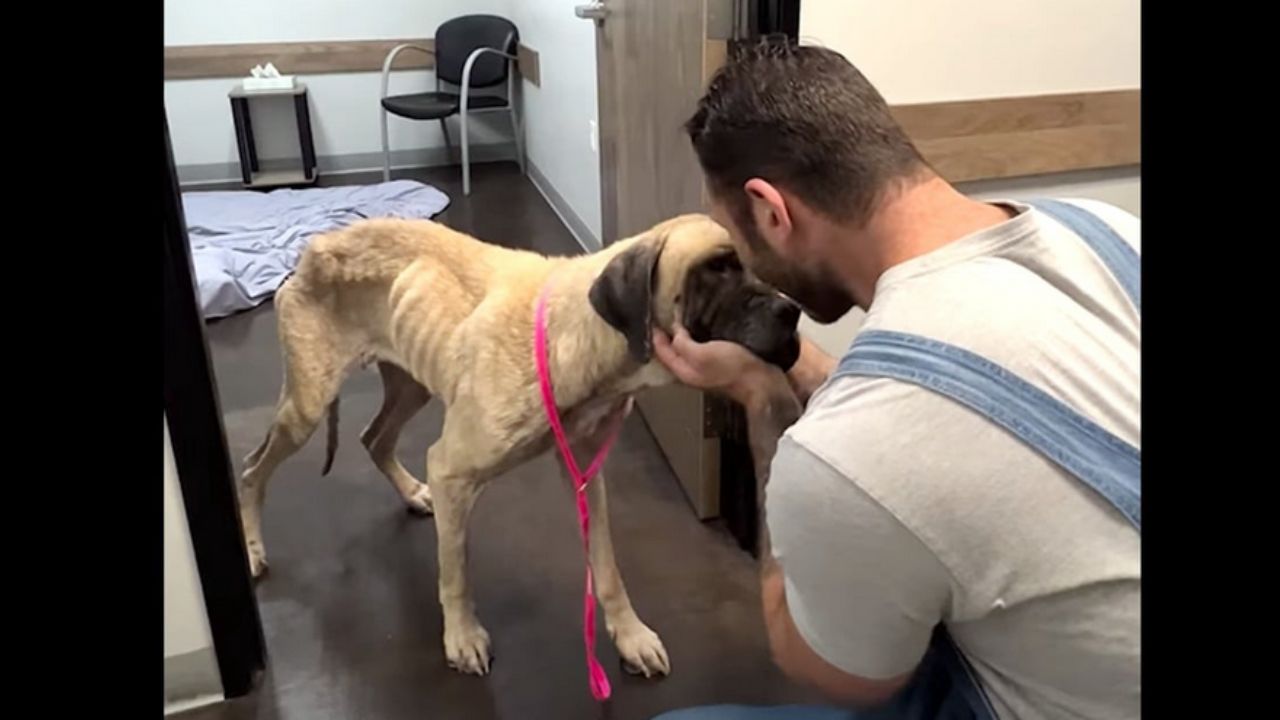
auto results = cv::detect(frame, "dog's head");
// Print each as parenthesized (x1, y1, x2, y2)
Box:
(588, 214, 801, 371)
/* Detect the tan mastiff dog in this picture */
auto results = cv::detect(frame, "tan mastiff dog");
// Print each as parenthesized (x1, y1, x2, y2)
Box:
(238, 213, 801, 678)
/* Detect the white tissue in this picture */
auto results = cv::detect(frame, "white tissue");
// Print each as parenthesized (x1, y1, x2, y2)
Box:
(248, 63, 282, 78)
(242, 62, 296, 91)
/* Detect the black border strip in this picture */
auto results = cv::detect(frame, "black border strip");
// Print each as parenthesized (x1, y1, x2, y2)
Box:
(163, 109, 266, 698)
(751, 0, 801, 40)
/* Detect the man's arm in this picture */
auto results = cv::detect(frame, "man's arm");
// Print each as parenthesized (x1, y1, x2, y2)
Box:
(760, 556, 912, 706)
(719, 337, 834, 528)
(761, 439, 949, 707)
(653, 326, 943, 707)
(738, 378, 915, 707)
(736, 369, 802, 556)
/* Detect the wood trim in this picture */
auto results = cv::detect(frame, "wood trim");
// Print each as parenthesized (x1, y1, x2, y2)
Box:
(700, 38, 728, 210)
(516, 44, 540, 87)
(703, 39, 727, 87)
(165, 40, 436, 79)
(892, 90, 1140, 182)
(165, 39, 540, 83)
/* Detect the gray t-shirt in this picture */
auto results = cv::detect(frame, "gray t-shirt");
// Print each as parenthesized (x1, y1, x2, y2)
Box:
(767, 199, 1140, 720)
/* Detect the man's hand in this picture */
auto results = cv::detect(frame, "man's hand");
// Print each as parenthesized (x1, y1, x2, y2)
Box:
(651, 323, 784, 408)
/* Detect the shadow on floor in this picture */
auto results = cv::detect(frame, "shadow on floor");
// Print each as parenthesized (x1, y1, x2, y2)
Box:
(180, 162, 819, 720)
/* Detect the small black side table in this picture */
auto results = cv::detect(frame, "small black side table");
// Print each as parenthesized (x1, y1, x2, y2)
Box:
(228, 82, 318, 189)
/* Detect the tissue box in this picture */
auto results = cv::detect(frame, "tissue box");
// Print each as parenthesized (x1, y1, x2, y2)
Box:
(242, 75, 296, 92)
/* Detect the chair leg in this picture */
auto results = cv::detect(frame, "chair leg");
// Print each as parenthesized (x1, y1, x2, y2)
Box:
(440, 118, 453, 161)
(510, 106, 526, 175)
(381, 107, 391, 182)
(461, 111, 471, 196)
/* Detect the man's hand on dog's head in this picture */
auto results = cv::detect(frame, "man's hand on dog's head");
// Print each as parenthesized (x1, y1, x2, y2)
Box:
(652, 322, 787, 409)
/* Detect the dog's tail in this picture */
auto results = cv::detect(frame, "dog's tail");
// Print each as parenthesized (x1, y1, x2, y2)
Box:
(321, 398, 340, 476)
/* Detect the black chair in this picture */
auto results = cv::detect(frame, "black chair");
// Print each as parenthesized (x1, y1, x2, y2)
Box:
(380, 15, 524, 195)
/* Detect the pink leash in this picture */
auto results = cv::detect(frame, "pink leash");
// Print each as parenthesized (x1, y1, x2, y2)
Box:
(533, 281, 626, 702)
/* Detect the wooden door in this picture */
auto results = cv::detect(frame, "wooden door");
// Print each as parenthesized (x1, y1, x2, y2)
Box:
(583, 0, 730, 517)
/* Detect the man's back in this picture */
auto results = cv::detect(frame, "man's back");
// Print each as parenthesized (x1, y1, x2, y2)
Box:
(768, 199, 1140, 720)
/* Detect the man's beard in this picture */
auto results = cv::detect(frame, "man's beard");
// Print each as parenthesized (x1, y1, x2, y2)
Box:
(740, 221, 856, 324)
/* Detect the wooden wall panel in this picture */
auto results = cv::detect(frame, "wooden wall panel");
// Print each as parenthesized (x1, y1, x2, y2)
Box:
(164, 40, 540, 85)
(892, 90, 1140, 181)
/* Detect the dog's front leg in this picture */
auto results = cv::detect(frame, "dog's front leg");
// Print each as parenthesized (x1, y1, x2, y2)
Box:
(428, 444, 491, 675)
(561, 422, 671, 678)
(585, 470, 672, 678)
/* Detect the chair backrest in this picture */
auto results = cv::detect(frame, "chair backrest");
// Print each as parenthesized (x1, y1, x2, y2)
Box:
(435, 15, 519, 89)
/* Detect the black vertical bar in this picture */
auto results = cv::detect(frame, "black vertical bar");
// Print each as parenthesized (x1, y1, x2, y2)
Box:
(777, 0, 800, 40)
(230, 98, 254, 184)
(717, 399, 761, 557)
(163, 109, 267, 698)
(749, 0, 800, 41)
(241, 99, 260, 173)
(294, 90, 317, 179)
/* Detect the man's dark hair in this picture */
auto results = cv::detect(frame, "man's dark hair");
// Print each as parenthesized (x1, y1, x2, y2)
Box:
(686, 40, 927, 227)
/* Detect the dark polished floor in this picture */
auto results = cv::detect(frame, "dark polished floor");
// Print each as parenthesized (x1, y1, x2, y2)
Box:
(181, 162, 819, 720)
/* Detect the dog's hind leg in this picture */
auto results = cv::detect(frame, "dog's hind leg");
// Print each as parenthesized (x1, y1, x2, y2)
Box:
(239, 293, 358, 579)
(360, 361, 434, 514)
(240, 413, 307, 579)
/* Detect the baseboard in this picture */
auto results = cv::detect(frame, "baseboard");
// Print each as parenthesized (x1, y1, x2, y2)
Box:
(177, 142, 517, 189)
(526, 160, 600, 253)
(164, 646, 223, 710)
(165, 693, 223, 716)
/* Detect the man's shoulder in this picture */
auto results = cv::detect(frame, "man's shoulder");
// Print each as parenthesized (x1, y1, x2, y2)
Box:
(1040, 197, 1141, 253)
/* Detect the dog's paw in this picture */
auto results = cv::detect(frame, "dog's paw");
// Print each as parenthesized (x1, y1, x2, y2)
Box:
(246, 541, 269, 580)
(404, 483, 434, 515)
(443, 622, 492, 675)
(613, 621, 670, 678)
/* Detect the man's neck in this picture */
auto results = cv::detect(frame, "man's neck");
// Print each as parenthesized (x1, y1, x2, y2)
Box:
(831, 176, 1015, 307)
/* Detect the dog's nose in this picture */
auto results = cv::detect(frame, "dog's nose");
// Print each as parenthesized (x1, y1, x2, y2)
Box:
(774, 298, 801, 328)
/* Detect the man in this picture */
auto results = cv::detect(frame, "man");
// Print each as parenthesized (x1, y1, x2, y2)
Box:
(651, 42, 1139, 720)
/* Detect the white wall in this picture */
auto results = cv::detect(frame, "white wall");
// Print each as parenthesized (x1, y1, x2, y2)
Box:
(796, 0, 1141, 358)
(164, 415, 222, 708)
(164, 0, 514, 175)
(798, 0, 1140, 105)
(961, 166, 1140, 217)
(508, 0, 603, 245)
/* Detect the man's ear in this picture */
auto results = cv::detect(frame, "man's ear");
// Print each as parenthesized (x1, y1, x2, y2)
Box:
(588, 236, 667, 363)
(744, 178, 794, 256)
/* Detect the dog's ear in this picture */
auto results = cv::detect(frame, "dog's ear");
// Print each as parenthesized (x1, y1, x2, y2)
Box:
(589, 236, 667, 363)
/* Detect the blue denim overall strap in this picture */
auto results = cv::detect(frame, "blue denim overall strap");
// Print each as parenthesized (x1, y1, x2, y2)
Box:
(1026, 199, 1141, 312)
(826, 202, 1142, 720)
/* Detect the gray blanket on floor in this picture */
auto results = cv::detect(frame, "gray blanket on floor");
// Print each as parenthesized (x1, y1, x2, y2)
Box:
(183, 180, 450, 319)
